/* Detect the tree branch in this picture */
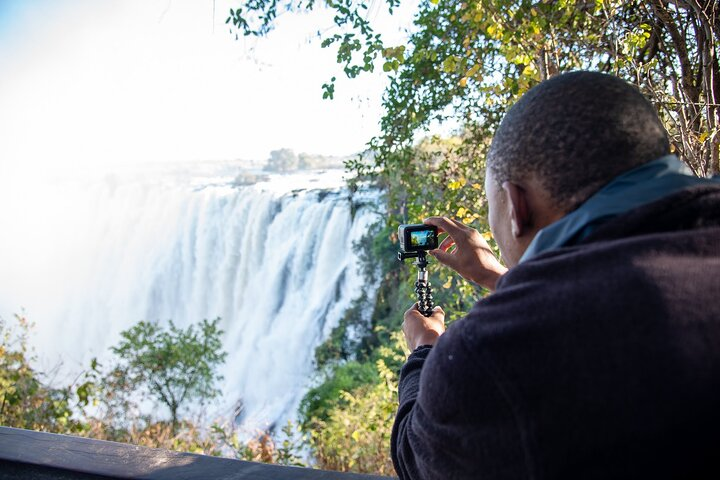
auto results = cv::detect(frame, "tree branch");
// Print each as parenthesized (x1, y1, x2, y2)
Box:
(651, 0, 701, 103)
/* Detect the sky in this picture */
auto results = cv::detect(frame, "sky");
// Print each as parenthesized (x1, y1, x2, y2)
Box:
(0, 0, 417, 171)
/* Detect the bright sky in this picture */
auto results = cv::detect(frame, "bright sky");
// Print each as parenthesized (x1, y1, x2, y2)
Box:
(0, 0, 417, 171)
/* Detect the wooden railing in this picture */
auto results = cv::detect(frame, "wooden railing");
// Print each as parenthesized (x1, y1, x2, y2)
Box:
(0, 426, 394, 479)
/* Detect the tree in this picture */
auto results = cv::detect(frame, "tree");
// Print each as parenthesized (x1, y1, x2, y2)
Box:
(110, 318, 226, 432)
(370, 0, 718, 175)
(264, 148, 299, 172)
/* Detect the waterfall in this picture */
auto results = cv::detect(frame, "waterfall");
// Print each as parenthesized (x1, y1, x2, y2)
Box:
(0, 163, 380, 431)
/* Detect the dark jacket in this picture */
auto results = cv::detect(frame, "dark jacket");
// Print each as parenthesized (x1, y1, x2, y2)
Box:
(392, 185, 720, 480)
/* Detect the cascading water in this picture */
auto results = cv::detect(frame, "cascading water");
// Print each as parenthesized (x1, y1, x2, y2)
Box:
(0, 163, 380, 432)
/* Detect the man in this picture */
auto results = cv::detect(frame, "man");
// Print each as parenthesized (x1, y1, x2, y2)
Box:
(392, 71, 720, 479)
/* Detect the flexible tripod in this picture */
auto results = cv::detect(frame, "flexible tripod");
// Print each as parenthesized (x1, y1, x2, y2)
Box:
(397, 250, 434, 317)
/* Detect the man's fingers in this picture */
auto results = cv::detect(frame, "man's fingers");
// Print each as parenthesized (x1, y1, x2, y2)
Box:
(449, 218, 471, 230)
(438, 235, 455, 252)
(424, 216, 463, 237)
(407, 303, 444, 318)
(405, 303, 426, 318)
(402, 302, 446, 350)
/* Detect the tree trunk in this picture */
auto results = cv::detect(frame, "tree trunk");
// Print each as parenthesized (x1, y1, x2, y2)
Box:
(170, 403, 179, 435)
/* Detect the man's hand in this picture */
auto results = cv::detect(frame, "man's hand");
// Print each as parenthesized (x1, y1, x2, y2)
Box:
(403, 305, 446, 351)
(424, 216, 508, 291)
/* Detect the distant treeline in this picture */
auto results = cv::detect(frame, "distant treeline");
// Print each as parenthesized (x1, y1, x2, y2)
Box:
(263, 148, 347, 172)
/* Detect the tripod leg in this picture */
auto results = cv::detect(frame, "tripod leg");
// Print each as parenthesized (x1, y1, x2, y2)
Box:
(415, 279, 434, 317)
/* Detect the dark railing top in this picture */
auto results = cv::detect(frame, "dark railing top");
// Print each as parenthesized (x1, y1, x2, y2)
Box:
(0, 426, 394, 480)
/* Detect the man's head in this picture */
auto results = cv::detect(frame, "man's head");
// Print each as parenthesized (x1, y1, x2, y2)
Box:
(485, 71, 670, 266)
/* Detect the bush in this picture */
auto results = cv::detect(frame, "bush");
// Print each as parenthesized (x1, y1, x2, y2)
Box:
(308, 360, 398, 475)
(0, 314, 85, 434)
(300, 361, 377, 426)
(0, 315, 308, 466)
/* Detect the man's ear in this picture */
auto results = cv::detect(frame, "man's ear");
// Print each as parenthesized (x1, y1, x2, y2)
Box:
(501, 181, 531, 238)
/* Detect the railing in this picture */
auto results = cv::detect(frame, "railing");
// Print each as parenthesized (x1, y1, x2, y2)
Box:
(0, 426, 394, 479)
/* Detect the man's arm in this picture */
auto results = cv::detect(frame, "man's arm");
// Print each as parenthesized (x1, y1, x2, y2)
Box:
(390, 217, 525, 478)
(391, 320, 530, 480)
(391, 345, 432, 480)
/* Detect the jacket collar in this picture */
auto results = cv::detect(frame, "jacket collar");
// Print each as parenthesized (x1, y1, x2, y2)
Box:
(520, 155, 719, 263)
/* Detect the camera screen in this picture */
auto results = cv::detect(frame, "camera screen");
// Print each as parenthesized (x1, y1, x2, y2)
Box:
(410, 229, 436, 248)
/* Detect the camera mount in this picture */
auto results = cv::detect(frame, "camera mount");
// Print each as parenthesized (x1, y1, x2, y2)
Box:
(397, 250, 434, 317)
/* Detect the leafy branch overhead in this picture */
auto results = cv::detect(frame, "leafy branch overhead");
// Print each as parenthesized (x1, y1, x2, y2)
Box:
(227, 0, 718, 177)
(226, 0, 401, 99)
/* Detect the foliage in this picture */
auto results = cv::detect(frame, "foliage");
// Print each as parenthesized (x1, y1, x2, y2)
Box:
(0, 314, 85, 434)
(301, 292, 408, 475)
(83, 416, 225, 456)
(301, 306, 409, 474)
(226, 0, 401, 99)
(109, 318, 227, 431)
(264, 148, 346, 172)
(83, 415, 307, 462)
(228, 0, 718, 176)
(307, 359, 398, 475)
(313, 295, 366, 369)
(212, 420, 307, 467)
(363, 0, 719, 176)
(0, 316, 307, 468)
(300, 360, 377, 425)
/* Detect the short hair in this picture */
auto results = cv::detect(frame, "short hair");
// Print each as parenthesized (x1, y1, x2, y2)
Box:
(487, 71, 670, 212)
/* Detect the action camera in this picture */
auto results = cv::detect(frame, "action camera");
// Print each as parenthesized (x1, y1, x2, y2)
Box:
(397, 223, 437, 317)
(398, 224, 439, 253)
